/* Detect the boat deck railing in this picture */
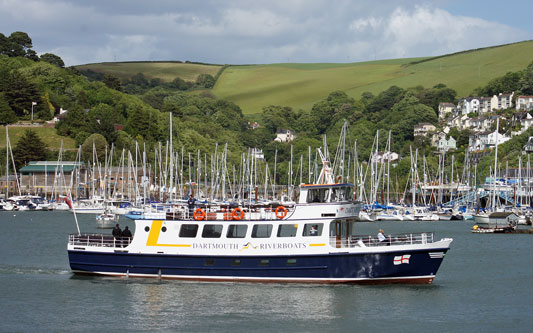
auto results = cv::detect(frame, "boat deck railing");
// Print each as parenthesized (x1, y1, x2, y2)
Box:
(331, 232, 434, 248)
(68, 234, 132, 248)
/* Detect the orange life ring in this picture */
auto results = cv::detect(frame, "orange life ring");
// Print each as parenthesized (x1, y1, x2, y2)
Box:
(275, 206, 287, 219)
(232, 207, 244, 220)
(193, 208, 206, 221)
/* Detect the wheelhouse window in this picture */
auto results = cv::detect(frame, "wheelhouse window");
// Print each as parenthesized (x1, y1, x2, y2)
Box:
(202, 224, 223, 238)
(277, 224, 297, 237)
(303, 223, 323, 236)
(330, 186, 352, 202)
(179, 224, 199, 238)
(227, 224, 248, 238)
(251, 224, 273, 238)
(306, 188, 329, 203)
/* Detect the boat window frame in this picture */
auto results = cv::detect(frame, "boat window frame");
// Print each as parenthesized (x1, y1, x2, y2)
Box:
(226, 224, 248, 238)
(277, 224, 298, 237)
(251, 224, 273, 238)
(302, 223, 323, 237)
(179, 224, 199, 238)
(306, 188, 330, 203)
(201, 224, 224, 238)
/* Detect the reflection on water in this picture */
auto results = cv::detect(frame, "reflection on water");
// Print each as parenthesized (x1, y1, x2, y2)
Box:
(124, 281, 343, 331)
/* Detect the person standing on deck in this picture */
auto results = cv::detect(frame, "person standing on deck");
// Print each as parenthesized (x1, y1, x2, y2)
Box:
(187, 194, 196, 219)
(112, 224, 122, 247)
(121, 226, 132, 246)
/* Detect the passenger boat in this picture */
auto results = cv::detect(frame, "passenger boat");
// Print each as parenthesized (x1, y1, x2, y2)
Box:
(67, 218, 453, 284)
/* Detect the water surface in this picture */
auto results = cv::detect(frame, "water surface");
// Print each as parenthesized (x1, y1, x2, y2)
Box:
(0, 211, 531, 332)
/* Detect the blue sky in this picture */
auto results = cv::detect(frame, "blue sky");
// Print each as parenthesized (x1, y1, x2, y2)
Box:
(1, 0, 531, 66)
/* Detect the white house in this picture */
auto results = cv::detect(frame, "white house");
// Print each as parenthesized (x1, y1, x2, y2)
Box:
(512, 112, 533, 135)
(479, 96, 496, 114)
(250, 148, 265, 160)
(53, 107, 68, 123)
(516, 96, 533, 111)
(468, 130, 511, 152)
(274, 129, 295, 143)
(497, 92, 514, 109)
(371, 151, 399, 164)
(458, 97, 480, 115)
(414, 123, 436, 137)
(438, 102, 456, 119)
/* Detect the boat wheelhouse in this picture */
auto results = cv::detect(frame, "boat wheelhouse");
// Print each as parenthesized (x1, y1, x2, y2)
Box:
(68, 218, 452, 284)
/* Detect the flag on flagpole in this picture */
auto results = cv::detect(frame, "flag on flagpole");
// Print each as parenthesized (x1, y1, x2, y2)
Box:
(32, 102, 37, 105)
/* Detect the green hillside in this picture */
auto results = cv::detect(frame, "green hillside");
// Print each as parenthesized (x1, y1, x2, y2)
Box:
(213, 41, 533, 115)
(0, 126, 76, 151)
(74, 61, 223, 82)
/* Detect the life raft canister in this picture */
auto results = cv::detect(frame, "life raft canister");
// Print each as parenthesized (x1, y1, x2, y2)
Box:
(275, 206, 288, 219)
(193, 208, 206, 221)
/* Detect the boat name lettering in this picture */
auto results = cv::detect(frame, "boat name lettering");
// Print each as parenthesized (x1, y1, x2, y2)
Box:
(259, 243, 307, 250)
(192, 243, 239, 250)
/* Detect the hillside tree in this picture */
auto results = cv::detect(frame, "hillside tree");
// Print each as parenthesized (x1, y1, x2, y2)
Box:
(12, 129, 48, 168)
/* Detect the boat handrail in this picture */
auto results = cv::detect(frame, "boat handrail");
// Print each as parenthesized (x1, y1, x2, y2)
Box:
(68, 234, 131, 248)
(331, 232, 434, 248)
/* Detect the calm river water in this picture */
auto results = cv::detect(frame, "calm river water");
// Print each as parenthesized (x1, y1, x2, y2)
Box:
(0, 211, 532, 332)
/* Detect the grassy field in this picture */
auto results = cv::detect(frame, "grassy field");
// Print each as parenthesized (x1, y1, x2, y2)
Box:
(213, 41, 533, 115)
(72, 41, 533, 116)
(74, 61, 223, 83)
(0, 126, 76, 151)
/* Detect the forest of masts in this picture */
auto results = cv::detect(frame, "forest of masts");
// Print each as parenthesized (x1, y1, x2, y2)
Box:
(6, 118, 529, 207)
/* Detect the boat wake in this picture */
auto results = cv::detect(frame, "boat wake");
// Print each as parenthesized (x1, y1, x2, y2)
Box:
(0, 264, 70, 276)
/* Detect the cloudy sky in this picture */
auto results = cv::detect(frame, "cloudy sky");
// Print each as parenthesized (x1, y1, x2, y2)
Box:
(1, 0, 531, 66)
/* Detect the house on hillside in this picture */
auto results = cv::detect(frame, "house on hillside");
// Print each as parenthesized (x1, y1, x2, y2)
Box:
(250, 148, 265, 160)
(371, 151, 399, 164)
(414, 123, 436, 137)
(274, 129, 295, 143)
(497, 92, 514, 109)
(523, 136, 533, 154)
(53, 108, 68, 123)
(468, 130, 510, 152)
(458, 97, 480, 115)
(479, 96, 496, 114)
(438, 102, 455, 120)
(512, 112, 533, 135)
(436, 136, 456, 153)
(516, 96, 533, 111)
(248, 121, 260, 130)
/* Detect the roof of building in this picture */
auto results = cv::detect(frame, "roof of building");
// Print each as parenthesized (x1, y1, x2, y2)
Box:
(19, 161, 85, 173)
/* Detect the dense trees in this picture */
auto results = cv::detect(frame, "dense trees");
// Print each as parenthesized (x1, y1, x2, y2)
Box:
(0, 93, 17, 125)
(0, 31, 37, 59)
(39, 53, 65, 68)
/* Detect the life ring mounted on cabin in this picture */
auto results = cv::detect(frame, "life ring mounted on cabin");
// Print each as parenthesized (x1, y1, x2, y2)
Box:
(232, 207, 244, 220)
(275, 206, 288, 219)
(193, 208, 206, 221)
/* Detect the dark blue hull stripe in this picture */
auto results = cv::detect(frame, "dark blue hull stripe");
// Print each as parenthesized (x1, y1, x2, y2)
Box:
(68, 249, 447, 283)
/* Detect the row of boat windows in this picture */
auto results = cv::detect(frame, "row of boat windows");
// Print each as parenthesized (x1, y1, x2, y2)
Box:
(305, 187, 352, 203)
(149, 223, 324, 238)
